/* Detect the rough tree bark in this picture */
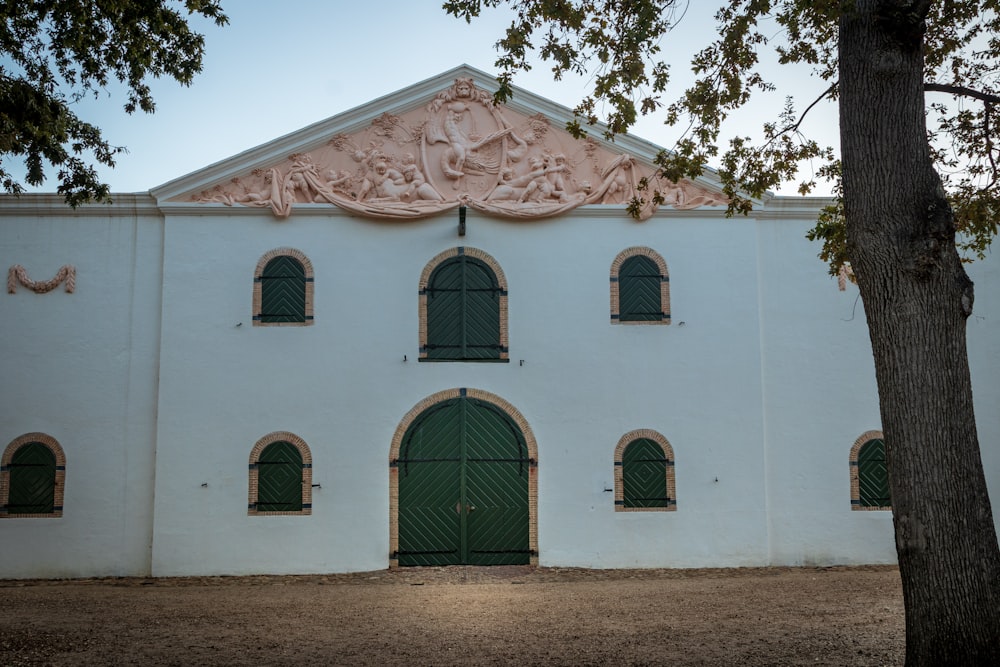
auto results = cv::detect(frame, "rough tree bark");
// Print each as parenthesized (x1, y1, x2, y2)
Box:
(839, 1, 1000, 664)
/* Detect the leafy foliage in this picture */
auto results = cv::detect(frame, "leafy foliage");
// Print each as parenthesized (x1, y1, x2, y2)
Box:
(445, 0, 1000, 272)
(0, 0, 227, 205)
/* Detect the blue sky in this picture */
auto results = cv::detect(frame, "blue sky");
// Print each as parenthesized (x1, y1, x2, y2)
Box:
(28, 1, 839, 195)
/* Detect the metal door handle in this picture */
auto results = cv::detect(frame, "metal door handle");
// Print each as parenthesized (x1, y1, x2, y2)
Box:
(468, 504, 476, 513)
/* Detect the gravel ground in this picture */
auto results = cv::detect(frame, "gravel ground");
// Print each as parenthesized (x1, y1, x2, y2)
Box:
(0, 565, 904, 666)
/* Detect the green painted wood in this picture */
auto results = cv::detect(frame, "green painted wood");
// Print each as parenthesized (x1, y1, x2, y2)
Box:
(462, 260, 503, 360)
(8, 442, 56, 514)
(858, 438, 890, 507)
(426, 256, 501, 360)
(426, 260, 465, 359)
(464, 398, 530, 564)
(257, 441, 302, 511)
(398, 399, 463, 565)
(619, 255, 662, 322)
(260, 256, 306, 323)
(397, 397, 529, 566)
(622, 438, 670, 508)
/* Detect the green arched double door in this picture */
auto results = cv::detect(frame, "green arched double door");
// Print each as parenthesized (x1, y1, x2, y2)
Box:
(396, 396, 531, 566)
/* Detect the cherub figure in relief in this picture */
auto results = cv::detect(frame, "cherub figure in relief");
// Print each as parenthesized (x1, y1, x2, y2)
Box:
(656, 178, 727, 209)
(398, 155, 444, 202)
(285, 153, 322, 202)
(588, 154, 638, 204)
(545, 153, 570, 196)
(357, 157, 406, 202)
(518, 155, 568, 203)
(322, 169, 355, 198)
(486, 156, 547, 202)
(426, 77, 514, 182)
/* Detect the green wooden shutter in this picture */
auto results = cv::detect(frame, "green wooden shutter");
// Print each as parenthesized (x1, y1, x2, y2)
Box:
(858, 438, 890, 507)
(8, 442, 56, 514)
(257, 441, 303, 511)
(260, 256, 306, 323)
(425, 256, 501, 360)
(622, 438, 670, 508)
(462, 260, 502, 359)
(619, 256, 663, 322)
(426, 259, 466, 359)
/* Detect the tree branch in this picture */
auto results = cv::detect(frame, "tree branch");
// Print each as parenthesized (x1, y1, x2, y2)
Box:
(787, 82, 837, 135)
(761, 82, 837, 150)
(924, 82, 1000, 104)
(985, 102, 997, 179)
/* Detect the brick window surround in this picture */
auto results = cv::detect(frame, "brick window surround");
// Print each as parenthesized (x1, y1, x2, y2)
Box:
(252, 248, 315, 326)
(1, 432, 66, 518)
(248, 431, 313, 516)
(614, 429, 677, 512)
(849, 430, 891, 511)
(610, 247, 671, 324)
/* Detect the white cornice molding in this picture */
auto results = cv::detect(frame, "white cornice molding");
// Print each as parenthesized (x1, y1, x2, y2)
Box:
(0, 193, 160, 217)
(0, 192, 825, 223)
(751, 195, 836, 220)
(153, 201, 751, 222)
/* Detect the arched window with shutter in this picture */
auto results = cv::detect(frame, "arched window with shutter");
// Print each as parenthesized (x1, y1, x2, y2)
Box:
(611, 247, 670, 324)
(253, 248, 314, 326)
(850, 430, 891, 510)
(614, 429, 676, 512)
(248, 432, 312, 515)
(419, 247, 508, 361)
(1, 433, 66, 518)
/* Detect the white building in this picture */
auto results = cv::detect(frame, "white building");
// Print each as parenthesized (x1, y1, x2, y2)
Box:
(2, 66, 997, 578)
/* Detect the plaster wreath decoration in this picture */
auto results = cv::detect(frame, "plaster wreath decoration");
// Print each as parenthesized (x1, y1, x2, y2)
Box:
(7, 265, 76, 294)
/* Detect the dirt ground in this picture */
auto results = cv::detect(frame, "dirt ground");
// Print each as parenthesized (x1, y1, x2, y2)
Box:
(0, 565, 904, 666)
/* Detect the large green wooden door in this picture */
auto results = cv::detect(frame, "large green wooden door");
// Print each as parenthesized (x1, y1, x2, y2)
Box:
(396, 396, 530, 566)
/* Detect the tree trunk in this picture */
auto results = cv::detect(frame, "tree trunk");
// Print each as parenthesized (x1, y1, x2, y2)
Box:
(838, 1, 1000, 664)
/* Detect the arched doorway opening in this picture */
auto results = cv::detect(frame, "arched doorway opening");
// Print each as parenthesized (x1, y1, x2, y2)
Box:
(389, 388, 537, 566)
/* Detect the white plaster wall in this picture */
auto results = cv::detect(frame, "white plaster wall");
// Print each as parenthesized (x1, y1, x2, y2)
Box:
(965, 255, 1000, 522)
(757, 210, 1000, 566)
(755, 213, 894, 565)
(151, 204, 771, 575)
(0, 201, 162, 577)
(5, 195, 995, 578)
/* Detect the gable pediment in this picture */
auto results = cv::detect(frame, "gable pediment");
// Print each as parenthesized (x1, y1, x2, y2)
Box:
(154, 65, 727, 220)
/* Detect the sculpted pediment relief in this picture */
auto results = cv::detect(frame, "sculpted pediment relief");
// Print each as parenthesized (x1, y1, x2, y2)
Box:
(186, 77, 726, 220)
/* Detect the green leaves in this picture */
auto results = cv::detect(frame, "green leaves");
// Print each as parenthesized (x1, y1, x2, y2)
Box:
(0, 0, 227, 205)
(444, 0, 999, 271)
(444, 0, 682, 137)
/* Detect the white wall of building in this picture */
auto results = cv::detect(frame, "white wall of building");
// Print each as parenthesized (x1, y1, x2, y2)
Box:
(3, 197, 997, 578)
(0, 197, 162, 578)
(146, 202, 866, 576)
(755, 204, 895, 565)
(965, 253, 1000, 511)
